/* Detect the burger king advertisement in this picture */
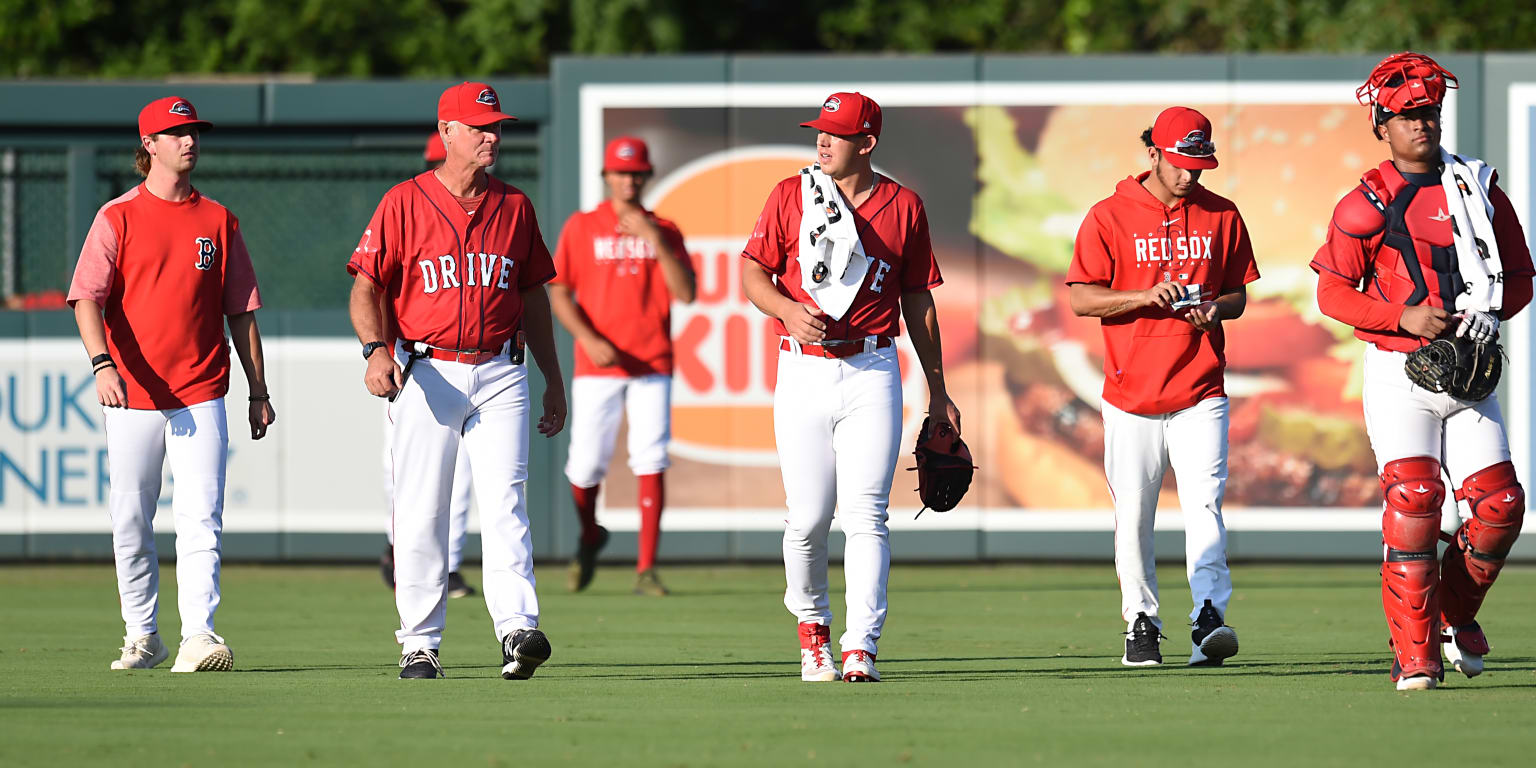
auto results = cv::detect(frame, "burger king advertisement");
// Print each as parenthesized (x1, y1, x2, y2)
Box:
(569, 77, 1524, 534)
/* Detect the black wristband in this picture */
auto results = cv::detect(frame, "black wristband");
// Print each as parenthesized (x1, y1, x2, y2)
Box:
(93, 361, 117, 373)
(90, 352, 113, 368)
(249, 394, 271, 402)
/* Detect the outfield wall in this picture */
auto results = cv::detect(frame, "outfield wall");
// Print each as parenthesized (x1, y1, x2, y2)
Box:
(5, 54, 1536, 562)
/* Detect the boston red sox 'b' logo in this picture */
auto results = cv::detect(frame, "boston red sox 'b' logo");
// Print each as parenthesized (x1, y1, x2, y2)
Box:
(194, 237, 216, 270)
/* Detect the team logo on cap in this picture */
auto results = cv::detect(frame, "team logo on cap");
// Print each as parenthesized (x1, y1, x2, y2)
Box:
(824, 97, 841, 113)
(617, 143, 636, 159)
(476, 89, 498, 106)
(194, 237, 216, 271)
(168, 101, 192, 116)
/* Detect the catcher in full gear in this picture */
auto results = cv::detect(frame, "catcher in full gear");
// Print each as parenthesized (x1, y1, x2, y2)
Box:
(1310, 52, 1535, 691)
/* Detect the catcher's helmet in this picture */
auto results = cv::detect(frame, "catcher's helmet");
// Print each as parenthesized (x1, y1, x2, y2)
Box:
(1357, 52, 1458, 127)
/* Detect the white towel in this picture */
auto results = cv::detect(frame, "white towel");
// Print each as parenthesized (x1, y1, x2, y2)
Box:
(796, 164, 870, 321)
(1440, 149, 1504, 313)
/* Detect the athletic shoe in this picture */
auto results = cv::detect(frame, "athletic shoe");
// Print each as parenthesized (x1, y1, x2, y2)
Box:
(1443, 622, 1488, 678)
(567, 526, 609, 592)
(1391, 660, 1438, 691)
(446, 571, 477, 599)
(399, 648, 443, 679)
(1188, 599, 1239, 666)
(170, 633, 233, 673)
(501, 629, 552, 680)
(633, 568, 670, 597)
(799, 622, 840, 682)
(1122, 612, 1163, 667)
(380, 545, 395, 589)
(110, 633, 169, 670)
(842, 650, 880, 682)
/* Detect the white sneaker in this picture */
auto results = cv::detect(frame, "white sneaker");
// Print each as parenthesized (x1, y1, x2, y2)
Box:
(1396, 675, 1438, 691)
(799, 623, 840, 682)
(841, 650, 881, 682)
(171, 633, 234, 673)
(1442, 625, 1485, 678)
(110, 633, 169, 670)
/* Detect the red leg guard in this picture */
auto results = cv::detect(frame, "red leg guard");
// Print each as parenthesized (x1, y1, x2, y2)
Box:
(1441, 461, 1524, 630)
(1379, 456, 1446, 680)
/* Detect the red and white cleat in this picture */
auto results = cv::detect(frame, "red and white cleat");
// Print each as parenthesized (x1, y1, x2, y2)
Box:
(799, 623, 840, 682)
(841, 650, 880, 683)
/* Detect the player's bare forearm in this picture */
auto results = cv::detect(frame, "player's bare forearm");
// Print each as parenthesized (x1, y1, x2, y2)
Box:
(72, 299, 110, 357)
(227, 311, 269, 397)
(1068, 282, 1159, 318)
(520, 285, 565, 388)
(547, 283, 603, 344)
(653, 241, 697, 304)
(741, 259, 795, 320)
(902, 289, 961, 434)
(348, 274, 388, 344)
(1213, 287, 1247, 320)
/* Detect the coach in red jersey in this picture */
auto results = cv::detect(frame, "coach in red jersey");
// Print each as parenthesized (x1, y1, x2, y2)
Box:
(742, 92, 957, 684)
(347, 82, 565, 680)
(1311, 53, 1535, 691)
(550, 136, 696, 596)
(69, 96, 274, 674)
(1068, 106, 1258, 669)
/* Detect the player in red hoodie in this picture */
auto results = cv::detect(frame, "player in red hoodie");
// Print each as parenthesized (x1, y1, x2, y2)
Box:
(1068, 106, 1259, 668)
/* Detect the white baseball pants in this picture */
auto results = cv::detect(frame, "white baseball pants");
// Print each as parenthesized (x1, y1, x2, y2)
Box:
(103, 397, 228, 641)
(1102, 396, 1233, 630)
(564, 373, 672, 488)
(1361, 345, 1511, 525)
(774, 340, 902, 656)
(384, 407, 472, 572)
(388, 343, 537, 653)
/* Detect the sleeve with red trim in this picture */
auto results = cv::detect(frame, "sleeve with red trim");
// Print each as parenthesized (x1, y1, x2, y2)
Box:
(222, 222, 262, 315)
(67, 206, 121, 307)
(518, 201, 557, 289)
(742, 178, 793, 275)
(346, 193, 399, 287)
(899, 197, 942, 292)
(550, 212, 581, 288)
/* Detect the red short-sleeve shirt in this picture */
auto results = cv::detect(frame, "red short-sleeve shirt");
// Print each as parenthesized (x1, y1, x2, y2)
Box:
(741, 175, 941, 340)
(67, 185, 262, 410)
(552, 201, 692, 377)
(1067, 174, 1260, 416)
(347, 172, 554, 352)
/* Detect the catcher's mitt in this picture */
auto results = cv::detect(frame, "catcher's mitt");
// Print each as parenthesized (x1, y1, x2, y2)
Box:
(909, 417, 975, 518)
(1404, 337, 1502, 402)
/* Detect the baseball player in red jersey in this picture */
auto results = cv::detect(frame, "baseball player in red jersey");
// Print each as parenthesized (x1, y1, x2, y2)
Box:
(1311, 53, 1534, 691)
(347, 82, 566, 680)
(1068, 107, 1257, 668)
(742, 93, 958, 683)
(379, 131, 477, 601)
(550, 136, 696, 596)
(68, 96, 275, 673)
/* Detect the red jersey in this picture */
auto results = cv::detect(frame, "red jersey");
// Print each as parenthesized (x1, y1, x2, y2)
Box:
(1311, 160, 1534, 353)
(1067, 173, 1260, 416)
(347, 172, 555, 351)
(741, 175, 942, 339)
(552, 201, 691, 377)
(67, 185, 262, 410)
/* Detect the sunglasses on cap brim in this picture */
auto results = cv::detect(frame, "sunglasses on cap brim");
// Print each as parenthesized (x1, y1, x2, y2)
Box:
(1164, 137, 1216, 158)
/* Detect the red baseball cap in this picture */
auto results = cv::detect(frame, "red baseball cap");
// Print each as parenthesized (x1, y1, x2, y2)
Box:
(437, 82, 516, 127)
(138, 96, 212, 138)
(603, 136, 653, 173)
(1150, 106, 1218, 170)
(800, 92, 882, 137)
(424, 132, 446, 163)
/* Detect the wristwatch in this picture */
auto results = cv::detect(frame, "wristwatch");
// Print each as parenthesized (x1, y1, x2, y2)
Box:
(362, 340, 388, 360)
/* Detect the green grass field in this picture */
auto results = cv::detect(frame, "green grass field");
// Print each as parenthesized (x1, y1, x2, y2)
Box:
(3, 562, 1533, 766)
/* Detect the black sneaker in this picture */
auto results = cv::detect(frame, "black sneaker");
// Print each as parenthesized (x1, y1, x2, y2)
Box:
(1122, 612, 1164, 666)
(501, 629, 552, 680)
(446, 571, 477, 599)
(1189, 599, 1239, 666)
(380, 545, 395, 589)
(567, 526, 609, 592)
(399, 648, 443, 679)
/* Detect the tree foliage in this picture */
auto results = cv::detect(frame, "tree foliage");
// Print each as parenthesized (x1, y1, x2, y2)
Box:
(3, 0, 1535, 78)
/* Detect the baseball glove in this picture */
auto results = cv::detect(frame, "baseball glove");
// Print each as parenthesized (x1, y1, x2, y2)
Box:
(910, 417, 976, 518)
(1404, 337, 1502, 402)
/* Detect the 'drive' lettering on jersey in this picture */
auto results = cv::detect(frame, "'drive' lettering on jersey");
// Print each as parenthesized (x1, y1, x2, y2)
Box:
(1134, 235, 1213, 263)
(417, 252, 515, 294)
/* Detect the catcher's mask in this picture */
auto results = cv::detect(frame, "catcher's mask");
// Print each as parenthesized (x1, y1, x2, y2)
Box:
(1357, 52, 1457, 128)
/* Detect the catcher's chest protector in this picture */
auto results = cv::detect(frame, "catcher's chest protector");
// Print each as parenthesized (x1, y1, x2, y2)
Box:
(1354, 169, 1463, 308)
